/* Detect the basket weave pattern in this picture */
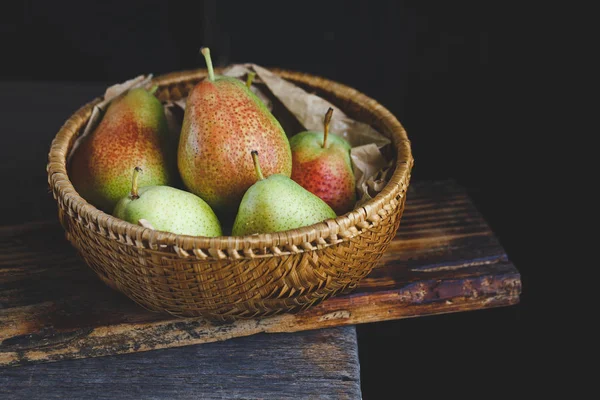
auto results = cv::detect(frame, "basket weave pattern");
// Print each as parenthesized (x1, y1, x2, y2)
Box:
(48, 69, 414, 320)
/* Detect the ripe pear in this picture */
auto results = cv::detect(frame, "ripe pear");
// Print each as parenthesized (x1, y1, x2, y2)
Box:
(290, 108, 356, 215)
(178, 48, 292, 215)
(70, 87, 177, 212)
(232, 151, 336, 236)
(113, 167, 222, 237)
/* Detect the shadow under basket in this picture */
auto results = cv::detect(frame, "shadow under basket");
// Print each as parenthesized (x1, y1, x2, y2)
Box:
(47, 68, 414, 321)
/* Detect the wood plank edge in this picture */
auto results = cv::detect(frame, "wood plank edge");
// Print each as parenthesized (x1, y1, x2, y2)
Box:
(0, 273, 521, 368)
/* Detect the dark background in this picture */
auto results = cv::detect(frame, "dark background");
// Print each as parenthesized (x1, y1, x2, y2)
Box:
(2, 0, 537, 397)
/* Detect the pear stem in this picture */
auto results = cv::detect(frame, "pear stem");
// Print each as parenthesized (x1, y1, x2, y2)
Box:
(200, 47, 215, 82)
(246, 72, 256, 88)
(149, 85, 159, 95)
(251, 151, 265, 181)
(130, 167, 142, 200)
(322, 107, 334, 148)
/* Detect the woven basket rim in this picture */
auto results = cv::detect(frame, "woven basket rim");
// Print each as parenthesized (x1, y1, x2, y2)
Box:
(47, 67, 413, 253)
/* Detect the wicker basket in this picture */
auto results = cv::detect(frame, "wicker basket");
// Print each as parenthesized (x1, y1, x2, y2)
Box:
(47, 68, 414, 321)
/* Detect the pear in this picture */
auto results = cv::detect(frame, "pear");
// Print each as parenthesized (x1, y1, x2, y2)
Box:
(178, 47, 292, 215)
(232, 151, 336, 236)
(70, 87, 177, 212)
(290, 108, 356, 215)
(113, 167, 222, 237)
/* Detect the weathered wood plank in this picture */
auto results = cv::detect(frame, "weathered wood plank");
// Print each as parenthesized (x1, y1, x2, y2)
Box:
(0, 180, 521, 367)
(0, 326, 361, 400)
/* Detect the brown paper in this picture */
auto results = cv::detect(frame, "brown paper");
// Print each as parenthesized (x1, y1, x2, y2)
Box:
(351, 144, 394, 206)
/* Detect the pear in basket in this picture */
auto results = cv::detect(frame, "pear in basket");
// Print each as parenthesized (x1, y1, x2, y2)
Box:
(70, 87, 178, 212)
(177, 47, 292, 216)
(290, 108, 356, 215)
(113, 167, 222, 237)
(232, 151, 336, 236)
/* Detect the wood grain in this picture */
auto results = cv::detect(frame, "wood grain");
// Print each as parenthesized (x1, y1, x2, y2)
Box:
(0, 180, 521, 367)
(0, 326, 361, 400)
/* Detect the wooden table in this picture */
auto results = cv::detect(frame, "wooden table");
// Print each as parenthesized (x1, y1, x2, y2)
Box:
(0, 82, 522, 399)
(1, 327, 361, 399)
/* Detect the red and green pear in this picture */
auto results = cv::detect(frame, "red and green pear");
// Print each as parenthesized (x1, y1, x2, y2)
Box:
(290, 108, 356, 215)
(178, 47, 292, 214)
(70, 87, 178, 212)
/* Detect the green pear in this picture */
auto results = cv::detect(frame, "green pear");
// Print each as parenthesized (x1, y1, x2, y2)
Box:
(70, 87, 178, 212)
(290, 108, 356, 215)
(232, 151, 336, 236)
(113, 167, 222, 237)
